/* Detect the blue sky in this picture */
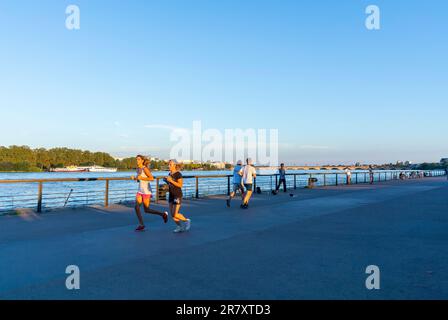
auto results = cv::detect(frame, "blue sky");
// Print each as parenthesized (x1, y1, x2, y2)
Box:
(0, 0, 447, 164)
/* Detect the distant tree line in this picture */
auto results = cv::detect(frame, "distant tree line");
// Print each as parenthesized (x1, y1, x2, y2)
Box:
(415, 162, 446, 170)
(0, 145, 155, 172)
(0, 146, 231, 172)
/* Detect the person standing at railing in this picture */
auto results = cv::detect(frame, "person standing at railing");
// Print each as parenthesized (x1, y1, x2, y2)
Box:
(165, 159, 191, 233)
(226, 160, 245, 207)
(345, 168, 352, 185)
(369, 165, 374, 184)
(275, 163, 287, 193)
(239, 158, 257, 209)
(132, 155, 168, 232)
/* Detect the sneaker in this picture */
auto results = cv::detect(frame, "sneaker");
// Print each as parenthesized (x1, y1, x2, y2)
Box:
(243, 204, 249, 209)
(173, 225, 183, 233)
(226, 199, 230, 207)
(135, 225, 145, 232)
(184, 219, 191, 231)
(163, 211, 169, 223)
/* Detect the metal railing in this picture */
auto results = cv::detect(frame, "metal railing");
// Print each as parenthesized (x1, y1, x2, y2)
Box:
(0, 170, 445, 213)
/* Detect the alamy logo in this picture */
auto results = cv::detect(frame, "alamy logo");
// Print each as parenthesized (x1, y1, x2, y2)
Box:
(365, 5, 381, 30)
(365, 265, 380, 290)
(168, 121, 279, 166)
(66, 5, 80, 30)
(65, 265, 80, 290)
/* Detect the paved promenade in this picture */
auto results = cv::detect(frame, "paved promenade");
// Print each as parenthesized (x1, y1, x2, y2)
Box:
(0, 177, 447, 299)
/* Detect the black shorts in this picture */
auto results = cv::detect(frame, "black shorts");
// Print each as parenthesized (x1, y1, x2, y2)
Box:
(168, 194, 182, 205)
(233, 183, 245, 193)
(244, 184, 253, 191)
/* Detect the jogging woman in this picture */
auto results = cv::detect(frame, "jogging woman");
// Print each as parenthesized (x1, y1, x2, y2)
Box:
(165, 159, 191, 233)
(132, 155, 168, 232)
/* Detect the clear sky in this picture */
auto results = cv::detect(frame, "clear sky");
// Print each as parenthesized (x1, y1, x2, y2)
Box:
(0, 0, 447, 165)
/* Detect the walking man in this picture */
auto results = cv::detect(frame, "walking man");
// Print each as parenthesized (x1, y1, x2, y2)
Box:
(275, 163, 287, 192)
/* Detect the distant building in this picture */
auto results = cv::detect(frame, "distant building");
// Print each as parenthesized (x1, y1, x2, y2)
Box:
(209, 162, 227, 169)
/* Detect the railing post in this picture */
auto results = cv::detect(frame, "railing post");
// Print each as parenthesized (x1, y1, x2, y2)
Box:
(227, 176, 231, 196)
(275, 175, 278, 190)
(195, 177, 199, 199)
(155, 178, 160, 203)
(335, 173, 338, 186)
(294, 174, 297, 189)
(355, 173, 358, 184)
(324, 174, 327, 186)
(37, 181, 43, 213)
(105, 180, 109, 207)
(254, 177, 257, 190)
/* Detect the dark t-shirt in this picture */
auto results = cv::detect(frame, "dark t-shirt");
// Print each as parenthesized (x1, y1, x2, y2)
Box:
(168, 171, 183, 198)
(279, 168, 286, 179)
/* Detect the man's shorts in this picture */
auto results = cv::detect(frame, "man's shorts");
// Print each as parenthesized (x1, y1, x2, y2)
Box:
(244, 183, 253, 192)
(233, 183, 245, 193)
(168, 194, 182, 205)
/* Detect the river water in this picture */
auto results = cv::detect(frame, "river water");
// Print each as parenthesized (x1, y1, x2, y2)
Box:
(0, 169, 378, 212)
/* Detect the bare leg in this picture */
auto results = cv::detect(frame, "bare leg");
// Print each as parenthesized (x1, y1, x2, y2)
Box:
(173, 204, 187, 221)
(170, 203, 187, 225)
(135, 195, 144, 226)
(143, 198, 165, 217)
(243, 190, 253, 205)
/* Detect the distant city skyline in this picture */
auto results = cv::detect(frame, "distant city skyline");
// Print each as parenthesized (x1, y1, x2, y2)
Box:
(1, 1, 447, 164)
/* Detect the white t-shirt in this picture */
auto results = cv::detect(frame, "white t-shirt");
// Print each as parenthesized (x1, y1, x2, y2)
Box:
(239, 165, 257, 184)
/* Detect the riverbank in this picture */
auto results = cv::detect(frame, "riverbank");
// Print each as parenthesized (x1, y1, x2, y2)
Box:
(1, 176, 447, 299)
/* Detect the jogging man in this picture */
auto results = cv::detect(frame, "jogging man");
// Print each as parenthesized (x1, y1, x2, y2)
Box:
(166, 159, 191, 233)
(239, 158, 257, 209)
(226, 160, 245, 207)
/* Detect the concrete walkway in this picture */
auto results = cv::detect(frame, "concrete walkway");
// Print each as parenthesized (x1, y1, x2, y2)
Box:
(0, 177, 447, 299)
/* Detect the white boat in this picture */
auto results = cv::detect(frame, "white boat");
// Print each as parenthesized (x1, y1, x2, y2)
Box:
(86, 165, 118, 173)
(51, 166, 87, 172)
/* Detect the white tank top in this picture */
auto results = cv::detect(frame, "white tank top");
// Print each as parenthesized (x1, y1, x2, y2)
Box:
(138, 168, 152, 195)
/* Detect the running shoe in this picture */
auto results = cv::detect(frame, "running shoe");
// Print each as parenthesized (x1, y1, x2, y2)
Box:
(163, 211, 169, 223)
(135, 225, 145, 232)
(173, 225, 183, 233)
(185, 219, 191, 231)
